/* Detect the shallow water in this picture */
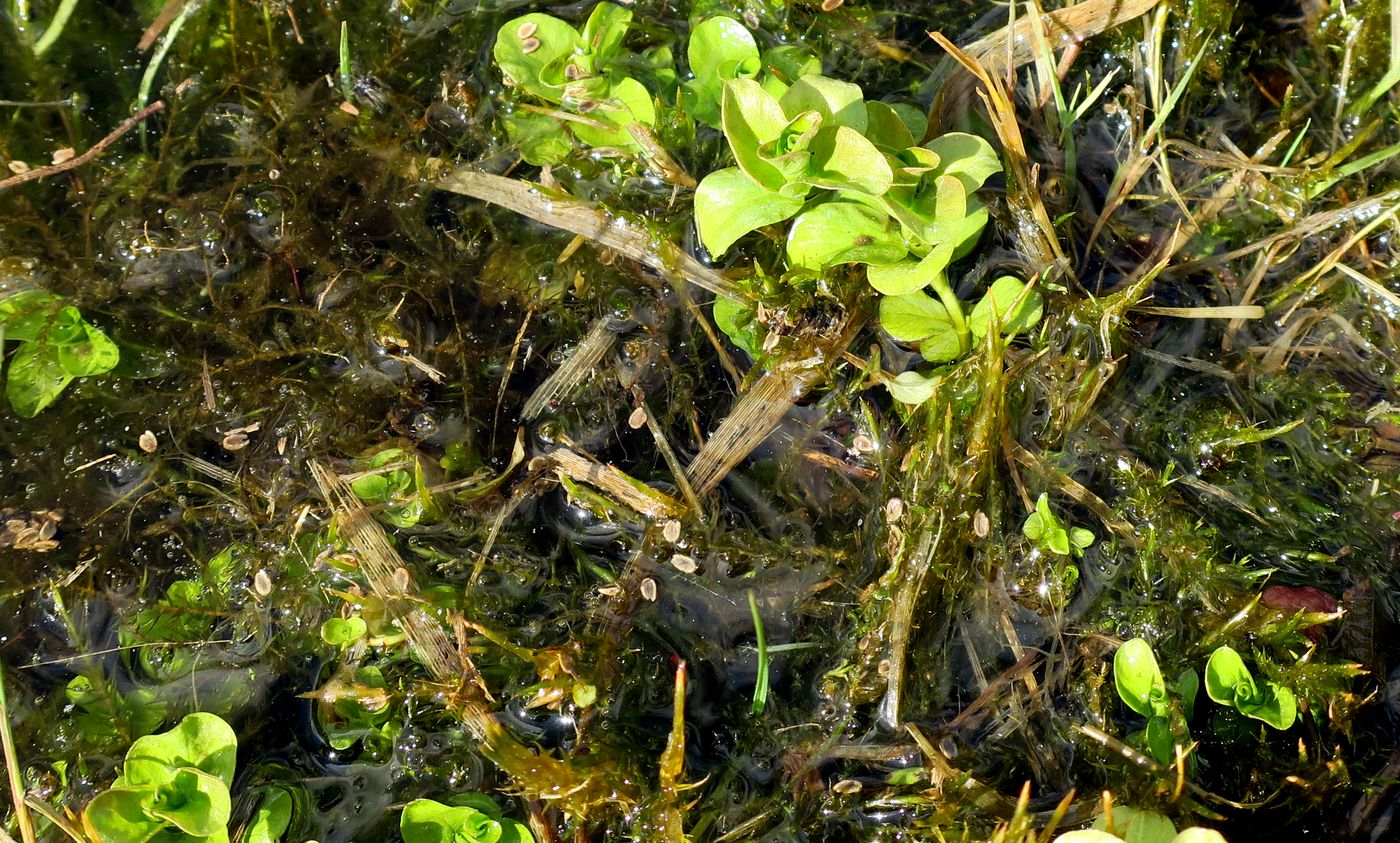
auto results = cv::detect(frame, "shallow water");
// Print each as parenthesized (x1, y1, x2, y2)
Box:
(2, 0, 1399, 841)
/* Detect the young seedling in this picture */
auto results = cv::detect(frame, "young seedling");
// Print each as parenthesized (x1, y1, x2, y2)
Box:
(692, 71, 1041, 401)
(493, 3, 669, 164)
(0, 290, 119, 417)
(400, 796, 535, 843)
(1204, 646, 1296, 730)
(83, 713, 238, 843)
(1113, 638, 1198, 765)
(1022, 493, 1095, 557)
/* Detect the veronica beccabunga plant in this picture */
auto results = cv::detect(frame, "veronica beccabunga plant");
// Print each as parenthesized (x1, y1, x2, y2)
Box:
(493, 2, 673, 165)
(1204, 645, 1296, 730)
(83, 713, 238, 843)
(692, 73, 1043, 400)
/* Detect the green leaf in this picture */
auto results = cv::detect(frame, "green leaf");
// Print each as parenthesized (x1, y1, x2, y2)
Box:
(1204, 646, 1256, 708)
(785, 203, 905, 270)
(85, 787, 167, 843)
(969, 276, 1043, 340)
(1175, 668, 1200, 721)
(778, 75, 867, 132)
(879, 291, 955, 344)
(1069, 527, 1096, 553)
(494, 14, 581, 102)
(1047, 528, 1071, 556)
(884, 370, 940, 405)
(571, 76, 655, 148)
(865, 243, 955, 297)
(803, 125, 893, 195)
(722, 78, 791, 192)
(321, 616, 368, 647)
(1114, 638, 1166, 718)
(694, 168, 804, 257)
(1243, 683, 1297, 730)
(502, 111, 572, 166)
(0, 290, 62, 340)
(1053, 833, 1125, 843)
(1143, 714, 1172, 764)
(121, 713, 238, 789)
(580, 2, 632, 61)
(889, 102, 929, 143)
(1094, 806, 1179, 843)
(1022, 511, 1047, 543)
(925, 131, 1002, 190)
(865, 101, 915, 152)
(401, 799, 535, 843)
(146, 767, 231, 837)
(56, 321, 120, 377)
(6, 338, 73, 417)
(683, 16, 759, 127)
(712, 295, 760, 356)
(759, 46, 821, 86)
(241, 787, 293, 843)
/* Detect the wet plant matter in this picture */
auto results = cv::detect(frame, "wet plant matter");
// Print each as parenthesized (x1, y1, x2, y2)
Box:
(1, 0, 1399, 841)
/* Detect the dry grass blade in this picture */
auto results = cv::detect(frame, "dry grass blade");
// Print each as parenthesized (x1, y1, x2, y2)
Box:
(309, 461, 460, 683)
(928, 32, 1067, 274)
(550, 447, 686, 520)
(962, 0, 1159, 78)
(521, 317, 617, 420)
(435, 170, 745, 300)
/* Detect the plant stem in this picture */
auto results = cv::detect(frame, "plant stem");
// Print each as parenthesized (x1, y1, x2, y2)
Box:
(928, 274, 971, 352)
(30, 0, 78, 56)
(748, 591, 769, 716)
(0, 670, 35, 843)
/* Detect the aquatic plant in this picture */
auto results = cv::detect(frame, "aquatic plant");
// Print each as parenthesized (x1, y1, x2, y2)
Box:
(1021, 493, 1095, 558)
(0, 290, 117, 417)
(400, 796, 535, 843)
(1204, 645, 1296, 731)
(493, 3, 671, 164)
(83, 713, 237, 843)
(1113, 638, 1198, 765)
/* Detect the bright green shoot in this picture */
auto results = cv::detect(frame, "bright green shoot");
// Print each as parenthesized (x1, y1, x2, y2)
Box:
(1204, 646, 1296, 730)
(493, 3, 670, 164)
(1112, 638, 1198, 765)
(83, 713, 238, 843)
(0, 290, 119, 417)
(1022, 493, 1094, 557)
(400, 796, 535, 843)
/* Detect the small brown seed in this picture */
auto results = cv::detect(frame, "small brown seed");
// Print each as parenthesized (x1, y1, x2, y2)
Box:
(38, 519, 57, 541)
(138, 430, 158, 453)
(628, 406, 647, 429)
(639, 577, 658, 601)
(50, 147, 75, 165)
(851, 434, 876, 453)
(393, 566, 412, 592)
(661, 519, 682, 543)
(520, 36, 541, 54)
(516, 21, 538, 39)
(973, 510, 990, 537)
(253, 569, 273, 597)
(821, 0, 845, 11)
(831, 779, 862, 795)
(670, 553, 697, 574)
(7, 161, 29, 175)
(221, 431, 249, 451)
(885, 497, 904, 522)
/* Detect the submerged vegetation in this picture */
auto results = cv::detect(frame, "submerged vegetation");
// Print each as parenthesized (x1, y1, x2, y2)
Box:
(1, 0, 1399, 841)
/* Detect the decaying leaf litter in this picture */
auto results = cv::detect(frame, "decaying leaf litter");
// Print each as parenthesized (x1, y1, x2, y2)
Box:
(1, 0, 1399, 841)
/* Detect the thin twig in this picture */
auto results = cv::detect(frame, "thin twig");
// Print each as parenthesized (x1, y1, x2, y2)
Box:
(0, 102, 165, 193)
